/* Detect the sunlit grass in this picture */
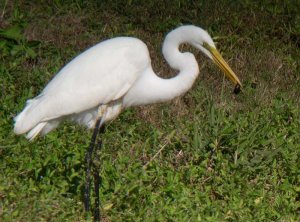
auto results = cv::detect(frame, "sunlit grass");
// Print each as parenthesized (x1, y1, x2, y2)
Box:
(1, 0, 299, 221)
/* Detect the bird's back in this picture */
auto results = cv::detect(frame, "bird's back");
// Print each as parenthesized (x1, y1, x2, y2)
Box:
(14, 37, 151, 138)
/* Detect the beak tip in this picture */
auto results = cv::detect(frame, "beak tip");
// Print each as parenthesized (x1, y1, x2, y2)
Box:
(233, 84, 241, 94)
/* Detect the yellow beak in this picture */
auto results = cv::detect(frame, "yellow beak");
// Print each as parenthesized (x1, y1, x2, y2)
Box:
(204, 43, 242, 88)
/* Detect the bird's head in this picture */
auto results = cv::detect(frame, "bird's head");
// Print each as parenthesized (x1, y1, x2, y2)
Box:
(188, 26, 242, 91)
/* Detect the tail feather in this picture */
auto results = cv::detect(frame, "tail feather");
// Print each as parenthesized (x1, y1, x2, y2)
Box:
(14, 98, 44, 135)
(41, 120, 60, 136)
(26, 122, 47, 141)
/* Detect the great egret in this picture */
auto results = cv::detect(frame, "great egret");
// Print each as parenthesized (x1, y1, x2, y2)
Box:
(14, 25, 241, 221)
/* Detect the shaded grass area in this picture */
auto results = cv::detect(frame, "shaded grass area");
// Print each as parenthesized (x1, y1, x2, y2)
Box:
(1, 0, 299, 221)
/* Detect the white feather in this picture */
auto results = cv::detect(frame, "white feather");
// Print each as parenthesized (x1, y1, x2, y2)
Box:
(14, 25, 241, 140)
(14, 37, 149, 135)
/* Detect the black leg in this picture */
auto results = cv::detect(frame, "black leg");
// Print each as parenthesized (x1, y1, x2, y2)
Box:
(93, 169, 101, 221)
(93, 124, 105, 222)
(84, 118, 102, 212)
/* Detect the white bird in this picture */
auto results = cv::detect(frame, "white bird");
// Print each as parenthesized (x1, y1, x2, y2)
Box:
(14, 25, 241, 139)
(13, 25, 241, 220)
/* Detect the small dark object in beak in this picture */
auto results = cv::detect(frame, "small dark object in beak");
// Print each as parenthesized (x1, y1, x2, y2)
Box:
(233, 84, 241, 94)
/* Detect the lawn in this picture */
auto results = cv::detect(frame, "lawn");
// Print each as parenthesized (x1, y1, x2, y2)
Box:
(0, 0, 299, 221)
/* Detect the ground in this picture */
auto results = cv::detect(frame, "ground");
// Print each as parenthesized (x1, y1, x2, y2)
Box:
(0, 0, 299, 221)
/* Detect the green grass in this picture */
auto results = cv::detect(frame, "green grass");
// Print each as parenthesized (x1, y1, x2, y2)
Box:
(1, 0, 299, 221)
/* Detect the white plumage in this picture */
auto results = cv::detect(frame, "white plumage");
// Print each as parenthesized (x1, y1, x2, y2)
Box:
(14, 25, 241, 140)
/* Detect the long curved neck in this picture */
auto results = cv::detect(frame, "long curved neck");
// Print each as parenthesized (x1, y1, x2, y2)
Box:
(124, 27, 200, 107)
(156, 30, 200, 100)
(162, 27, 197, 71)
